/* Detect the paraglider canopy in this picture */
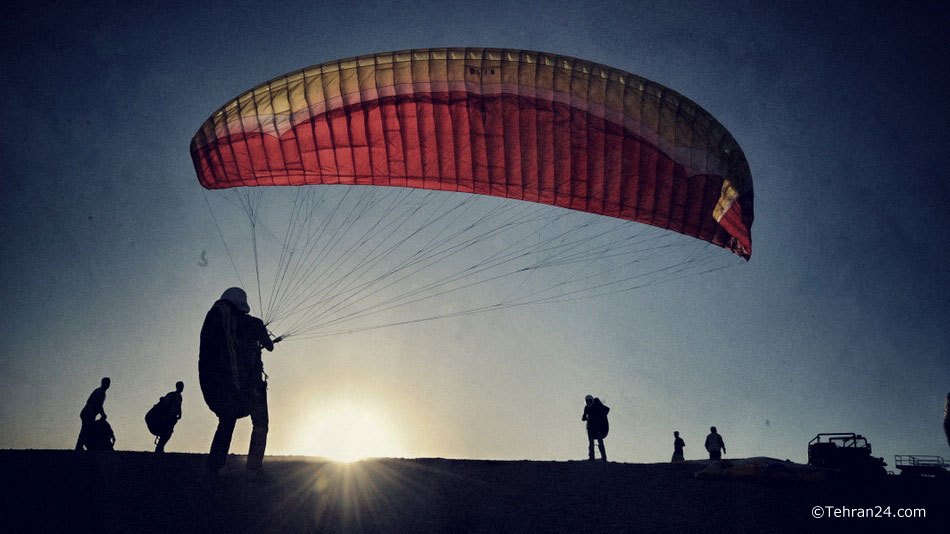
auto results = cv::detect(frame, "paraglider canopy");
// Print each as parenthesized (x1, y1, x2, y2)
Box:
(191, 48, 752, 259)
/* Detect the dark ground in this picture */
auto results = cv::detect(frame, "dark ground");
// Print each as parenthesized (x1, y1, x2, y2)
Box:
(0, 450, 945, 533)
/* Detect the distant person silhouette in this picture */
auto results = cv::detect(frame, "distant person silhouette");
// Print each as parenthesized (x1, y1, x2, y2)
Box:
(199, 287, 275, 479)
(75, 377, 110, 451)
(944, 392, 950, 448)
(149, 381, 184, 453)
(671, 431, 685, 463)
(582, 394, 610, 462)
(704, 426, 726, 460)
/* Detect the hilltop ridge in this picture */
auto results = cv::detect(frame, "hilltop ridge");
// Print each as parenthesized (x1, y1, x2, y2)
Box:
(1, 450, 944, 533)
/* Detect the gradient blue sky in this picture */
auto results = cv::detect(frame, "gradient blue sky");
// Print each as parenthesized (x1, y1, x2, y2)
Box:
(1, 0, 948, 464)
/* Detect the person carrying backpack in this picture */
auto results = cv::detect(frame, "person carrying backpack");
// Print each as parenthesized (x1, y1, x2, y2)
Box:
(147, 381, 184, 453)
(704, 426, 726, 460)
(582, 394, 610, 462)
(199, 288, 276, 479)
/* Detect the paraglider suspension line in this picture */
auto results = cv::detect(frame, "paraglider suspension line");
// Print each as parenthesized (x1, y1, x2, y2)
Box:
(250, 220, 264, 319)
(201, 189, 246, 289)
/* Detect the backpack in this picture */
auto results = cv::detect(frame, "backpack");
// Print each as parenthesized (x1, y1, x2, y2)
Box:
(87, 419, 115, 451)
(145, 396, 172, 436)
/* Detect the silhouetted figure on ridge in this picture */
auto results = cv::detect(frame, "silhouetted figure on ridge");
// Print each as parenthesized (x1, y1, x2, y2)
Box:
(582, 394, 610, 462)
(704, 426, 726, 460)
(671, 431, 685, 463)
(199, 287, 275, 479)
(147, 381, 184, 453)
(944, 392, 950, 448)
(75, 377, 110, 451)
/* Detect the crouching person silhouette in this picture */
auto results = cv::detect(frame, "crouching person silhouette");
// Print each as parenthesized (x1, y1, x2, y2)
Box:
(199, 288, 276, 480)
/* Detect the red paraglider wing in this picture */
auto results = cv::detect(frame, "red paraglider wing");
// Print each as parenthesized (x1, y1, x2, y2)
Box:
(191, 48, 753, 258)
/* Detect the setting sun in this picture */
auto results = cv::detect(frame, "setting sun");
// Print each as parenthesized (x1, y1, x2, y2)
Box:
(297, 402, 404, 462)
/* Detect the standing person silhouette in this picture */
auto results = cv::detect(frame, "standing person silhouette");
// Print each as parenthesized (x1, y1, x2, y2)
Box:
(75, 377, 110, 451)
(671, 431, 685, 463)
(582, 394, 610, 462)
(704, 426, 726, 460)
(943, 392, 950, 448)
(199, 287, 276, 479)
(153, 381, 184, 453)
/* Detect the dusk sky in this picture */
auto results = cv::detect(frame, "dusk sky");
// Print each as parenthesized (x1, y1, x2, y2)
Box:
(2, 1, 948, 466)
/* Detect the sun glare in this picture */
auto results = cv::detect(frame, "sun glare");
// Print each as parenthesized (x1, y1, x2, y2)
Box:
(299, 403, 403, 463)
